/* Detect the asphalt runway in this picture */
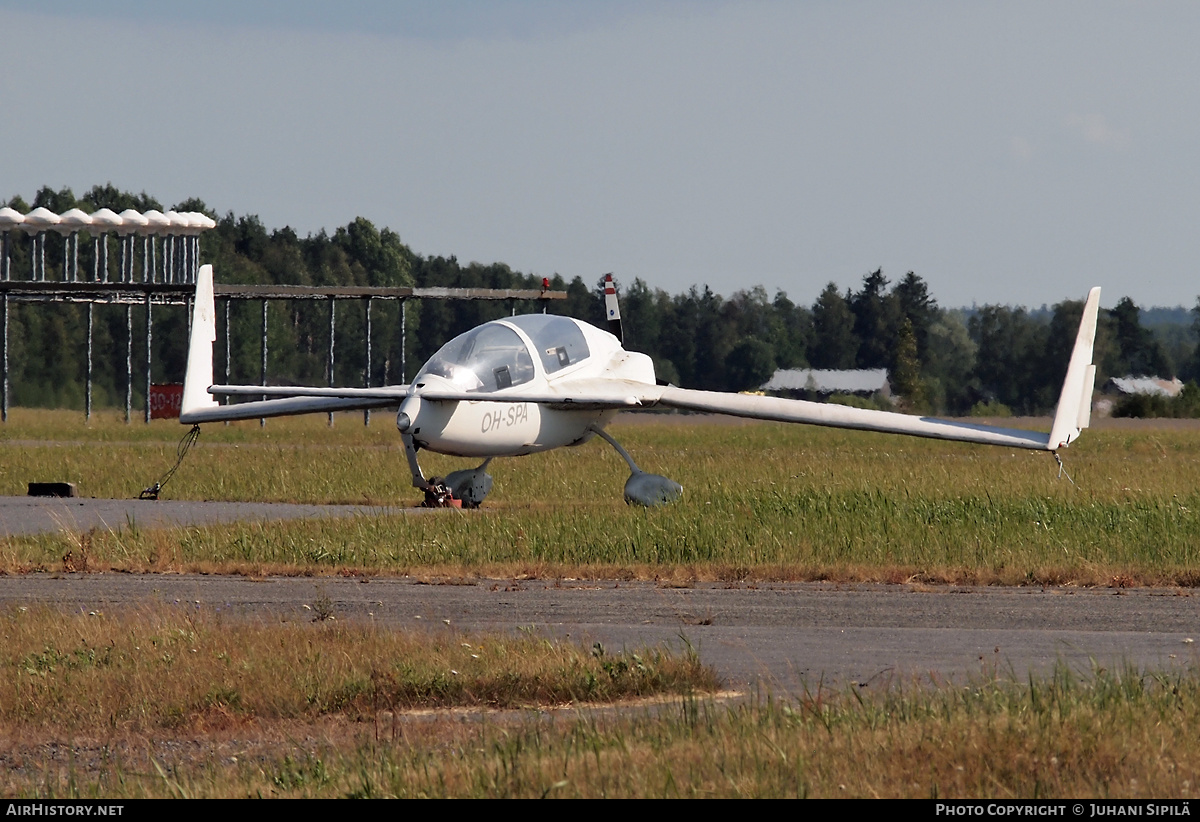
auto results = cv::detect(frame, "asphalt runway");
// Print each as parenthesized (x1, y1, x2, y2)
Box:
(3, 495, 1198, 692)
(1, 572, 1197, 693)
(0, 494, 412, 538)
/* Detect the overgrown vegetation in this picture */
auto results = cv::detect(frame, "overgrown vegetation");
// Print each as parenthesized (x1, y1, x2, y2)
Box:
(0, 605, 716, 735)
(2, 607, 1194, 799)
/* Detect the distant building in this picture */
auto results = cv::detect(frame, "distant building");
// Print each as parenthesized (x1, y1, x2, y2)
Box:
(762, 368, 891, 399)
(1092, 375, 1183, 417)
(1103, 376, 1183, 398)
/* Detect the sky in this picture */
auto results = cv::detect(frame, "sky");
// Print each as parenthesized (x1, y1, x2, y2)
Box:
(1, 1, 1198, 309)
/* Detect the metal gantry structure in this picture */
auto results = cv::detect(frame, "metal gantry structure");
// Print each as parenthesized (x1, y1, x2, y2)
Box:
(0, 207, 565, 424)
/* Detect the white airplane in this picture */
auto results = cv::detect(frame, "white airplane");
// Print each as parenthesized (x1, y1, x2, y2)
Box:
(180, 265, 1101, 507)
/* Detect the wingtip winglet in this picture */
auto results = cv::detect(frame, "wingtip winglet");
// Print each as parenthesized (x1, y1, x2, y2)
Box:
(180, 265, 219, 422)
(1047, 286, 1102, 450)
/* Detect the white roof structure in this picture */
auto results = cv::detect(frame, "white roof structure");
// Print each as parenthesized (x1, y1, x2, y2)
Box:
(56, 208, 94, 233)
(0, 207, 216, 236)
(0, 207, 26, 228)
(763, 367, 891, 396)
(141, 209, 171, 234)
(117, 209, 149, 235)
(88, 208, 123, 230)
(21, 207, 61, 234)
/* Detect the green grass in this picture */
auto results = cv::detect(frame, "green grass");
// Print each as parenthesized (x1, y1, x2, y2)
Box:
(0, 605, 717, 735)
(4, 410, 1200, 584)
(8, 654, 1199, 798)
(5, 411, 1200, 799)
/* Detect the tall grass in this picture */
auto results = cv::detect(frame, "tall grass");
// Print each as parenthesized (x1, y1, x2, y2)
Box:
(4, 410, 1200, 583)
(0, 605, 717, 734)
(7, 636, 1198, 798)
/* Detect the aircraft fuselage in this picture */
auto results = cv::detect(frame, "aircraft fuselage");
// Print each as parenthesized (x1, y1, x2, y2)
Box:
(398, 393, 616, 457)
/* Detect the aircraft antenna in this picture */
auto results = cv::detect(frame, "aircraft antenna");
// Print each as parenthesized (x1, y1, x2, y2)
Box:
(603, 273, 623, 343)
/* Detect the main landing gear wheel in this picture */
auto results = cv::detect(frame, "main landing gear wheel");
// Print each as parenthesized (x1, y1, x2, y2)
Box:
(444, 459, 494, 509)
(590, 426, 682, 506)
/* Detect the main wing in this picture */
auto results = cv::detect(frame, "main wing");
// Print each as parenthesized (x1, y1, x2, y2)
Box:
(647, 287, 1100, 451)
(652, 387, 1053, 449)
(412, 378, 660, 410)
(181, 261, 1101, 453)
(407, 286, 1098, 453)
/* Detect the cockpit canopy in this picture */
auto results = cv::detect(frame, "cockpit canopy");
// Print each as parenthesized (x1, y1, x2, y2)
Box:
(505, 315, 591, 376)
(416, 322, 535, 392)
(414, 316, 592, 393)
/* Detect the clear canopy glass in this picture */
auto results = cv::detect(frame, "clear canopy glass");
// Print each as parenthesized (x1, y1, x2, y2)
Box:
(415, 322, 537, 392)
(505, 315, 591, 375)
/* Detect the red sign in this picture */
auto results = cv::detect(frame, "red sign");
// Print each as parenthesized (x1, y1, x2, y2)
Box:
(149, 384, 184, 419)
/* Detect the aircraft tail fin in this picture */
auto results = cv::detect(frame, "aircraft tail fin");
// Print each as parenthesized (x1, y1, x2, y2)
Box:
(178, 265, 405, 424)
(603, 273, 623, 343)
(180, 265, 219, 422)
(1047, 287, 1102, 450)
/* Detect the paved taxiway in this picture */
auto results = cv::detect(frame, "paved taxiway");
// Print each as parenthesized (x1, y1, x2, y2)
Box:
(1, 573, 1197, 692)
(3, 495, 1197, 691)
(0, 495, 409, 538)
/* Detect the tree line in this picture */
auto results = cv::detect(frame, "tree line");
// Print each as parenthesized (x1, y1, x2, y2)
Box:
(3, 185, 1197, 416)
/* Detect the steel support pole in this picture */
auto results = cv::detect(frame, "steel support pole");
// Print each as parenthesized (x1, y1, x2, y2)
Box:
(86, 304, 93, 422)
(364, 297, 372, 426)
(400, 299, 407, 384)
(260, 299, 268, 427)
(327, 297, 336, 426)
(224, 299, 231, 387)
(125, 305, 132, 423)
(1, 292, 7, 423)
(144, 295, 152, 423)
(224, 298, 231, 426)
(93, 237, 99, 282)
(1, 231, 8, 281)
